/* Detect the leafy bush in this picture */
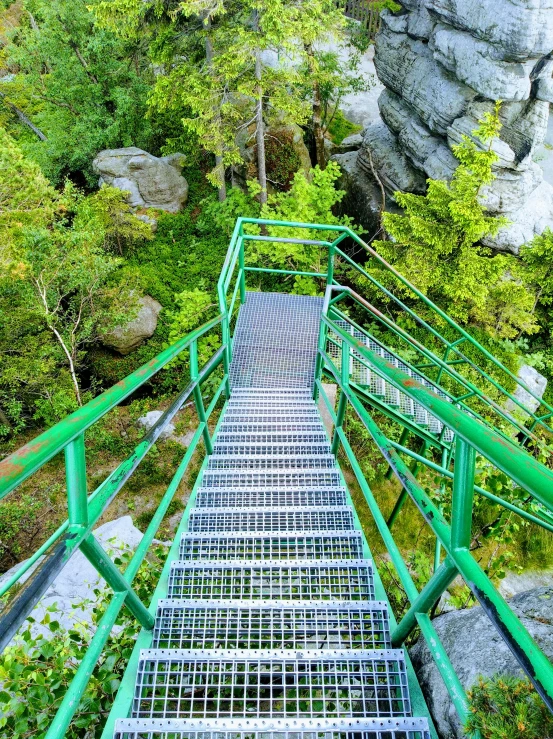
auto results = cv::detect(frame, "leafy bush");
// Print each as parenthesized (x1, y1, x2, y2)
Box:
(0, 544, 166, 739)
(466, 675, 553, 739)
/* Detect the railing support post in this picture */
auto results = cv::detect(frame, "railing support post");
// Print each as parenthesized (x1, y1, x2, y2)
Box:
(238, 233, 246, 304)
(314, 288, 332, 401)
(451, 437, 476, 549)
(79, 535, 154, 630)
(331, 340, 350, 454)
(391, 557, 458, 646)
(190, 339, 214, 454)
(65, 433, 88, 527)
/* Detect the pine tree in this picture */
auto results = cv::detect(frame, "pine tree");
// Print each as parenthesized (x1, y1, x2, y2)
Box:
(371, 104, 538, 339)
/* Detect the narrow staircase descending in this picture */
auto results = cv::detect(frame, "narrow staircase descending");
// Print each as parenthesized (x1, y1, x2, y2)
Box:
(114, 291, 432, 739)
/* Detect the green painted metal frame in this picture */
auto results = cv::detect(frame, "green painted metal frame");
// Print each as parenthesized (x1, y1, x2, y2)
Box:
(2, 216, 553, 737)
(0, 312, 230, 732)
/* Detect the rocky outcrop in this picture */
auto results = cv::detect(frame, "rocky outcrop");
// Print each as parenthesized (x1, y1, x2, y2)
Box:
(410, 586, 553, 738)
(93, 147, 188, 213)
(351, 2, 553, 253)
(505, 363, 548, 416)
(103, 295, 162, 355)
(0, 517, 144, 640)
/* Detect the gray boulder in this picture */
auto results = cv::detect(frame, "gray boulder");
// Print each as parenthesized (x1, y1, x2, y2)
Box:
(358, 120, 427, 195)
(137, 410, 176, 440)
(410, 586, 553, 739)
(479, 163, 543, 213)
(374, 14, 477, 135)
(424, 0, 553, 61)
(0, 517, 144, 641)
(505, 363, 548, 416)
(103, 295, 162, 355)
(93, 147, 188, 213)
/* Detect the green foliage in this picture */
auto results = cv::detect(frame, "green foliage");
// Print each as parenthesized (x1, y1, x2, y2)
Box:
(0, 130, 147, 431)
(375, 103, 538, 340)
(466, 675, 553, 739)
(246, 161, 360, 293)
(2, 0, 163, 185)
(0, 544, 166, 738)
(264, 127, 302, 190)
(326, 109, 361, 144)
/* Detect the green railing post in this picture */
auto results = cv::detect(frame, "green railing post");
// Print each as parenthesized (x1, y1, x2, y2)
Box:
(326, 240, 335, 287)
(313, 288, 331, 401)
(65, 433, 88, 528)
(79, 535, 154, 630)
(331, 340, 350, 454)
(391, 557, 459, 646)
(239, 233, 246, 304)
(451, 437, 476, 550)
(434, 448, 449, 572)
(190, 339, 214, 454)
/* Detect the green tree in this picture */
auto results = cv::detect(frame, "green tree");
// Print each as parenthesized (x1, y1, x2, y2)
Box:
(372, 104, 538, 339)
(0, 130, 145, 431)
(2, 0, 157, 185)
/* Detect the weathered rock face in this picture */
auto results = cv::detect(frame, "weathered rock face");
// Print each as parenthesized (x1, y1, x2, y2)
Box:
(103, 295, 162, 355)
(93, 147, 188, 213)
(410, 587, 553, 739)
(505, 362, 548, 415)
(354, 2, 553, 253)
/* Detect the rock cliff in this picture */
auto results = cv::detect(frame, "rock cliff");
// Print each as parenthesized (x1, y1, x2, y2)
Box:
(353, 1, 553, 253)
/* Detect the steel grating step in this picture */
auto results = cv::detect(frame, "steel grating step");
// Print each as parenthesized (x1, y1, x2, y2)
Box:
(187, 507, 356, 533)
(152, 600, 390, 650)
(215, 432, 329, 444)
(223, 414, 322, 424)
(131, 649, 410, 719)
(219, 424, 326, 434)
(201, 471, 342, 488)
(207, 455, 337, 470)
(166, 560, 374, 600)
(178, 532, 365, 561)
(114, 717, 431, 739)
(212, 443, 332, 456)
(194, 488, 348, 508)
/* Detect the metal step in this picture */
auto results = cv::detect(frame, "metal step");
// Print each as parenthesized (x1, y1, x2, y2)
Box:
(215, 432, 329, 444)
(131, 649, 411, 719)
(166, 560, 374, 600)
(201, 470, 342, 488)
(223, 413, 321, 424)
(219, 423, 326, 434)
(152, 601, 391, 650)
(178, 532, 365, 561)
(212, 443, 332, 456)
(194, 488, 348, 508)
(114, 717, 432, 739)
(187, 507, 356, 533)
(207, 454, 337, 470)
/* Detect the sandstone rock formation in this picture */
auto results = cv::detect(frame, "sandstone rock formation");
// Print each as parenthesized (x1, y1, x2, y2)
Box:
(410, 586, 553, 738)
(93, 147, 188, 213)
(505, 363, 548, 416)
(103, 295, 162, 355)
(349, 1, 553, 253)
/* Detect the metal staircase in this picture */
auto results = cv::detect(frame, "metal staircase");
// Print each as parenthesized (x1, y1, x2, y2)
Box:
(2, 219, 553, 739)
(114, 291, 431, 739)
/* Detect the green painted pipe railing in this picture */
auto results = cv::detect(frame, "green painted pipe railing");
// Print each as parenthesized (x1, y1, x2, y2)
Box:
(2, 217, 553, 737)
(0, 311, 229, 732)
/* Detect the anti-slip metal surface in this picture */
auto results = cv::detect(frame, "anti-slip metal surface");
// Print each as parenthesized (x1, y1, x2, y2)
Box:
(187, 508, 356, 533)
(115, 717, 431, 739)
(178, 533, 365, 561)
(194, 488, 348, 509)
(166, 560, 374, 600)
(152, 601, 390, 650)
(132, 650, 410, 719)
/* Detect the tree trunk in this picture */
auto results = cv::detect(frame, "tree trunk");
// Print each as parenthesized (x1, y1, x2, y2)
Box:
(0, 92, 47, 141)
(305, 43, 325, 168)
(253, 12, 267, 205)
(205, 21, 226, 202)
